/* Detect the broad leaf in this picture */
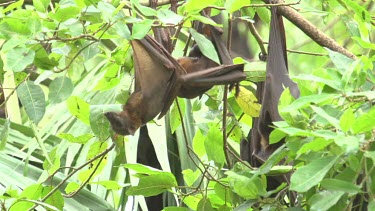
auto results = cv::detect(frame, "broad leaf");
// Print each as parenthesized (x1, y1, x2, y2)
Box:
(49, 76, 74, 104)
(4, 47, 35, 72)
(290, 156, 338, 192)
(189, 29, 220, 64)
(17, 81, 46, 124)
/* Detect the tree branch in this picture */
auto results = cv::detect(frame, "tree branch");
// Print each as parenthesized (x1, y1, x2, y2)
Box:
(264, 0, 357, 59)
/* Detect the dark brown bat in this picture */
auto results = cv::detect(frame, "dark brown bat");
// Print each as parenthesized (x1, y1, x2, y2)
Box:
(256, 5, 300, 156)
(105, 31, 245, 136)
(159, 24, 246, 117)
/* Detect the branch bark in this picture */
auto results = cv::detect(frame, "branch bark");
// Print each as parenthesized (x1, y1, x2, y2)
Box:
(263, 0, 357, 59)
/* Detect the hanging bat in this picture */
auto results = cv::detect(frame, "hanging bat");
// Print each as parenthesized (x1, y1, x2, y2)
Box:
(105, 30, 246, 136)
(256, 5, 300, 155)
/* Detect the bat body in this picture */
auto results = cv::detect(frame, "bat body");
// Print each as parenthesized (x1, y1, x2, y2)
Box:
(256, 6, 300, 154)
(106, 33, 245, 136)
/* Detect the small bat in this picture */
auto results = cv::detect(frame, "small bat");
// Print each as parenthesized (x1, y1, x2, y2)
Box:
(105, 28, 245, 136)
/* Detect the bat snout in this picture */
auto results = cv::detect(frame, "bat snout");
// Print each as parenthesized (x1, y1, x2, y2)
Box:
(104, 111, 132, 136)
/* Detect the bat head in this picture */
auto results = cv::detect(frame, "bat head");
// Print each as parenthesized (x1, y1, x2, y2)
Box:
(104, 111, 137, 136)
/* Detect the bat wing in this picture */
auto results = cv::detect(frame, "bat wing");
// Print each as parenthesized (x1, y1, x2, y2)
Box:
(258, 7, 300, 132)
(131, 35, 185, 121)
(159, 63, 246, 118)
(159, 23, 247, 118)
(180, 64, 245, 87)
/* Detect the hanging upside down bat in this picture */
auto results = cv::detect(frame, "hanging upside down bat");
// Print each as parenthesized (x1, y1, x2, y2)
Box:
(253, 4, 300, 160)
(105, 27, 246, 136)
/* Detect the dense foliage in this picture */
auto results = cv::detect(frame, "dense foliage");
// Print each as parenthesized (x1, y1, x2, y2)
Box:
(0, 0, 374, 210)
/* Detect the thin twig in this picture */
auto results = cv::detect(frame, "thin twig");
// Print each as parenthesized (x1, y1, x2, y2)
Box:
(207, 0, 301, 10)
(28, 142, 116, 211)
(287, 49, 326, 56)
(247, 22, 268, 58)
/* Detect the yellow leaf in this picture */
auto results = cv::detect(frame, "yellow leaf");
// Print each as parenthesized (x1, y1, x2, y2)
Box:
(235, 86, 261, 117)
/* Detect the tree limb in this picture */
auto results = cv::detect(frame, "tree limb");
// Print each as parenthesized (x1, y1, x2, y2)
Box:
(263, 0, 357, 59)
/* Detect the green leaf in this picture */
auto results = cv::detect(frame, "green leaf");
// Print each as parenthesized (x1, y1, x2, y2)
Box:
(334, 135, 360, 154)
(225, 0, 251, 13)
(266, 166, 293, 176)
(326, 48, 354, 73)
(50, 6, 81, 22)
(352, 37, 375, 50)
(10, 184, 43, 211)
(269, 128, 286, 144)
(87, 141, 107, 161)
(341, 0, 371, 22)
(258, 146, 288, 174)
(124, 163, 163, 175)
(2, 0, 24, 14)
(204, 123, 225, 168)
(297, 138, 333, 155)
(193, 129, 206, 157)
(320, 179, 361, 193)
(131, 0, 157, 16)
(126, 173, 177, 197)
(3, 47, 35, 72)
(183, 0, 216, 13)
(163, 207, 189, 211)
(255, 6, 270, 23)
(352, 106, 375, 134)
(130, 20, 153, 40)
(214, 182, 233, 203)
(281, 94, 337, 113)
(33, 44, 59, 70)
(42, 147, 60, 174)
(0, 119, 10, 150)
(310, 105, 340, 128)
(65, 182, 80, 194)
(93, 64, 121, 91)
(183, 195, 201, 210)
(170, 98, 185, 133)
(97, 1, 119, 22)
(66, 96, 90, 125)
(182, 169, 200, 187)
(293, 74, 341, 91)
(48, 76, 74, 104)
(42, 186, 64, 211)
(90, 105, 117, 140)
(91, 180, 121, 190)
(235, 86, 260, 117)
(189, 28, 220, 65)
(27, 16, 42, 35)
(33, 0, 50, 12)
(364, 151, 375, 163)
(308, 190, 344, 211)
(157, 9, 183, 25)
(1, 36, 27, 52)
(197, 198, 215, 211)
(78, 141, 108, 182)
(340, 109, 355, 132)
(290, 156, 339, 192)
(17, 81, 46, 124)
(368, 199, 375, 211)
(189, 15, 222, 27)
(58, 133, 94, 144)
(226, 171, 264, 199)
